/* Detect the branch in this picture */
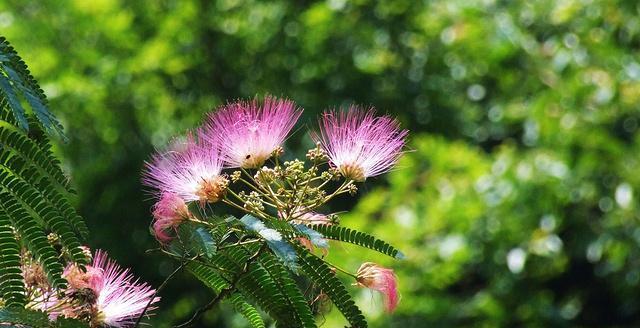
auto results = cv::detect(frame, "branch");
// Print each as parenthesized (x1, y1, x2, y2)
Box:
(134, 261, 186, 327)
(174, 244, 267, 328)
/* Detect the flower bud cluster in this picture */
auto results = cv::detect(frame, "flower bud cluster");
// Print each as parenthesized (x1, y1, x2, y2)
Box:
(306, 143, 327, 162)
(239, 191, 266, 212)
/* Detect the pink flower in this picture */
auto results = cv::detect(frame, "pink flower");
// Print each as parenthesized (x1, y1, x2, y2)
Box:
(280, 207, 332, 225)
(152, 192, 190, 243)
(355, 262, 400, 313)
(92, 250, 159, 327)
(292, 211, 332, 226)
(203, 96, 302, 168)
(143, 133, 228, 204)
(313, 107, 407, 181)
(48, 250, 158, 327)
(64, 265, 104, 294)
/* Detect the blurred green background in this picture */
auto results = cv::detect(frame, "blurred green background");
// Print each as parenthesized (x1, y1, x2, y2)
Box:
(2, 0, 640, 326)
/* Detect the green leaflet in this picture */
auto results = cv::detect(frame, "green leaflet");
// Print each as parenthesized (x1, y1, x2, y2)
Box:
(311, 224, 405, 259)
(257, 251, 317, 328)
(239, 214, 299, 272)
(0, 308, 50, 327)
(0, 37, 66, 140)
(229, 292, 266, 328)
(292, 224, 329, 249)
(188, 262, 266, 328)
(0, 307, 89, 328)
(0, 166, 87, 265)
(187, 241, 308, 327)
(0, 130, 88, 240)
(172, 223, 217, 258)
(0, 208, 25, 307)
(295, 244, 368, 328)
(0, 127, 75, 195)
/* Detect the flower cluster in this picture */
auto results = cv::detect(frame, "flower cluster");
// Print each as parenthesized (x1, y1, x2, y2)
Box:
(24, 249, 158, 327)
(143, 95, 407, 314)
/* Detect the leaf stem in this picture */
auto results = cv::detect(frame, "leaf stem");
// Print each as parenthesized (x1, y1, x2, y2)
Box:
(174, 244, 267, 327)
(134, 261, 186, 327)
(324, 259, 358, 279)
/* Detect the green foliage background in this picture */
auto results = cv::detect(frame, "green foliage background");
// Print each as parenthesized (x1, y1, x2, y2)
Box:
(2, 0, 640, 326)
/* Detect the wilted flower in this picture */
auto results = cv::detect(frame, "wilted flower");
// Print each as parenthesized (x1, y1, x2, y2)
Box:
(151, 192, 190, 243)
(355, 262, 400, 313)
(64, 265, 104, 295)
(277, 206, 332, 225)
(203, 96, 302, 168)
(291, 210, 332, 226)
(313, 107, 407, 181)
(143, 133, 227, 204)
(280, 208, 331, 254)
(23, 261, 49, 289)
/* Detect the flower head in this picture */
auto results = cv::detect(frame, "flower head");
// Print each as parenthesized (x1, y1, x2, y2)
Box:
(143, 132, 227, 204)
(203, 96, 302, 168)
(152, 192, 190, 243)
(355, 262, 399, 313)
(40, 250, 158, 327)
(313, 107, 407, 181)
(92, 250, 159, 327)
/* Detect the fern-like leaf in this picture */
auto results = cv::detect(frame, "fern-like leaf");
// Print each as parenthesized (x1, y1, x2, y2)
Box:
(172, 223, 217, 259)
(0, 37, 90, 317)
(0, 191, 67, 289)
(0, 166, 87, 265)
(311, 224, 404, 259)
(239, 215, 299, 272)
(292, 224, 328, 249)
(0, 207, 25, 307)
(0, 127, 75, 194)
(0, 307, 89, 327)
(188, 262, 266, 328)
(0, 37, 66, 139)
(295, 244, 368, 328)
(257, 251, 316, 328)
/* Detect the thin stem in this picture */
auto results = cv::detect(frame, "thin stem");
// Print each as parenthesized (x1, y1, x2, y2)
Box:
(218, 238, 261, 250)
(292, 161, 317, 212)
(174, 244, 267, 328)
(321, 179, 354, 204)
(238, 176, 280, 208)
(134, 262, 186, 327)
(323, 259, 358, 279)
(187, 217, 225, 228)
(160, 249, 235, 274)
(222, 197, 269, 220)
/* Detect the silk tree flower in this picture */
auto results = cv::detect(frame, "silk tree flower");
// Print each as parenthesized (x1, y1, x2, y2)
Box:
(151, 192, 191, 243)
(143, 133, 228, 204)
(40, 250, 158, 327)
(203, 96, 302, 168)
(59, 250, 159, 327)
(313, 107, 407, 182)
(355, 262, 400, 313)
(91, 250, 159, 327)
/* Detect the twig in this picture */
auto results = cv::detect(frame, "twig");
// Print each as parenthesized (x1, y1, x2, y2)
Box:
(174, 244, 266, 328)
(133, 261, 186, 327)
